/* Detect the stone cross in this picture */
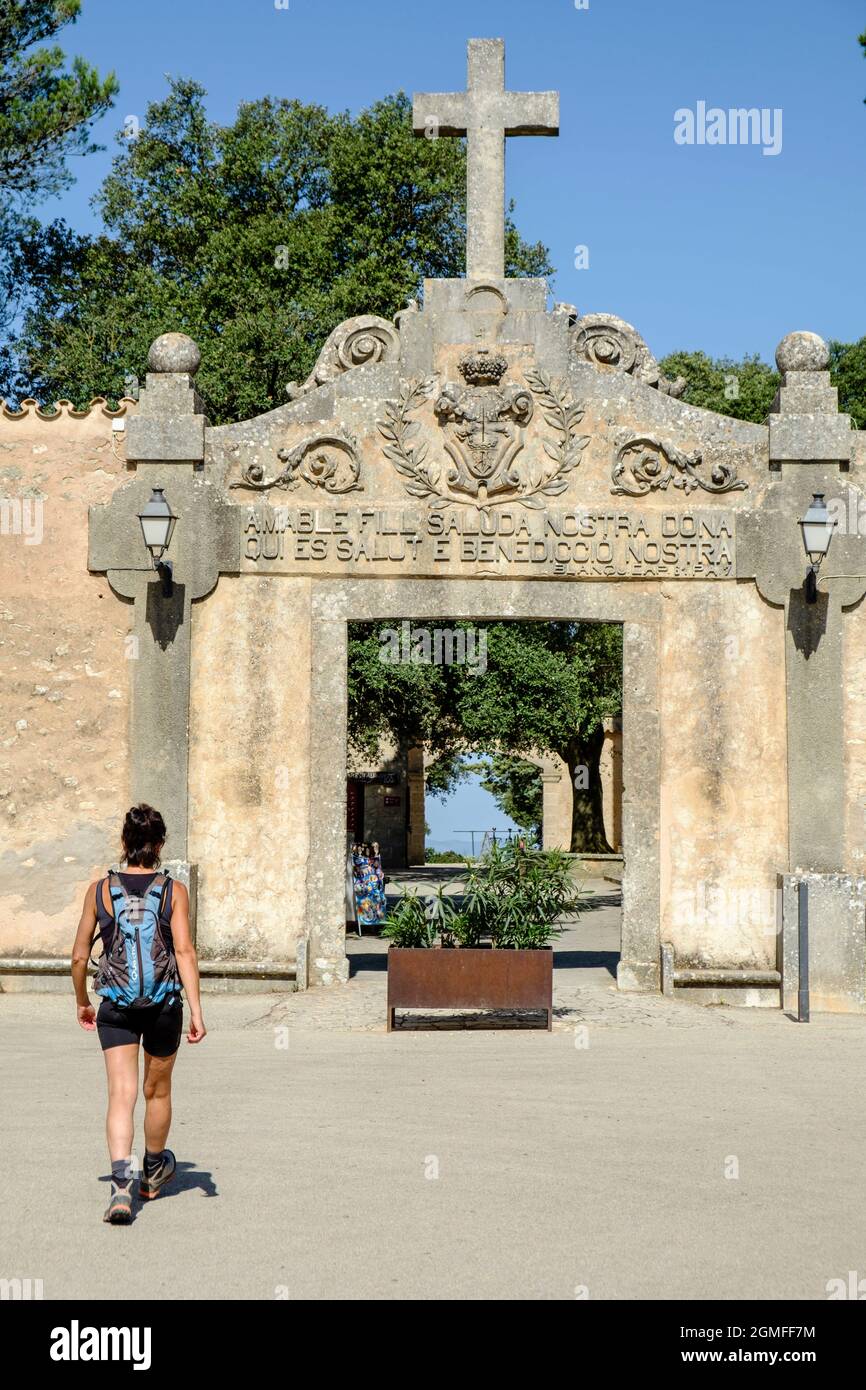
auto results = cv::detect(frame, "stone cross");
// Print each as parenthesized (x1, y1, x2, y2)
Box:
(413, 38, 559, 282)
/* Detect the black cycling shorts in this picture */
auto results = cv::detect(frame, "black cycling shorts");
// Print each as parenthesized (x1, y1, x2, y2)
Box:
(96, 995, 183, 1057)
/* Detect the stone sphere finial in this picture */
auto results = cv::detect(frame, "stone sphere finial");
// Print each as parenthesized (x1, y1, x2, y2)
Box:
(147, 332, 201, 375)
(775, 331, 829, 374)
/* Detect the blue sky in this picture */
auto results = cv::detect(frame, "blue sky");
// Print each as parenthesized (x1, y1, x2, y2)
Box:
(426, 763, 520, 856)
(46, 0, 865, 364)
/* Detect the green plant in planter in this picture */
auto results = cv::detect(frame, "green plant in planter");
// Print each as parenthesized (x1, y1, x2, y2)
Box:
(383, 844, 581, 949)
(462, 842, 581, 949)
(381, 889, 437, 948)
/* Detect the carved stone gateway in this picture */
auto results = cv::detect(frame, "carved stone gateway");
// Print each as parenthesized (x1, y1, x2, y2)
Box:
(83, 38, 866, 1010)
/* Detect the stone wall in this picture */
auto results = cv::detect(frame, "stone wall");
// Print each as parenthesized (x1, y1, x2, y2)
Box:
(0, 401, 136, 954)
(188, 574, 312, 961)
(658, 580, 788, 969)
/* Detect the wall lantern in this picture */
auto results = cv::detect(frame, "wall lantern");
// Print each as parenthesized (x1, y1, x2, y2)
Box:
(799, 493, 835, 604)
(138, 486, 177, 596)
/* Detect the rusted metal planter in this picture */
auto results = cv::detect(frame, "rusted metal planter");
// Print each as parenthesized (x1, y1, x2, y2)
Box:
(387, 946, 553, 1031)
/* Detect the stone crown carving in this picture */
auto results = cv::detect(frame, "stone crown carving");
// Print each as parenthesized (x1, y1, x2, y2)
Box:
(458, 348, 508, 386)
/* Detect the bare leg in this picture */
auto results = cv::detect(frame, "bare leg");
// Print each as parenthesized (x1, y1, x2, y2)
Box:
(103, 1044, 139, 1164)
(142, 1051, 177, 1154)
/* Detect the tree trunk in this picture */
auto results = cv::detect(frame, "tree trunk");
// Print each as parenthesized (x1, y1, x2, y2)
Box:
(565, 728, 612, 853)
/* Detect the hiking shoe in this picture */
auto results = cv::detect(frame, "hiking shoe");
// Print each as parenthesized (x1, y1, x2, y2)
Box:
(103, 1183, 133, 1224)
(139, 1149, 176, 1200)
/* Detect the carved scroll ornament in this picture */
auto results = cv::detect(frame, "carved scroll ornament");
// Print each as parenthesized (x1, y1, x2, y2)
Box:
(611, 433, 748, 497)
(286, 314, 400, 401)
(570, 312, 686, 398)
(230, 431, 362, 494)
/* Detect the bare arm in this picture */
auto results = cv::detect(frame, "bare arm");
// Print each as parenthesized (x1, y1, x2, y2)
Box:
(170, 883, 206, 1043)
(71, 882, 99, 1029)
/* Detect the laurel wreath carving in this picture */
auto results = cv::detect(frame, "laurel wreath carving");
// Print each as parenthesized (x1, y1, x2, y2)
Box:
(378, 370, 590, 510)
(377, 377, 442, 502)
(521, 368, 591, 508)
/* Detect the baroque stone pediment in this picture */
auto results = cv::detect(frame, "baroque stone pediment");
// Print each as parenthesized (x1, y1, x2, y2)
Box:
(285, 312, 403, 402)
(562, 309, 687, 397)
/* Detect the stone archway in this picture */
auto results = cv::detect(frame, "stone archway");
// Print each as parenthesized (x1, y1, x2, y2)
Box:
(304, 580, 661, 991)
(80, 38, 866, 1016)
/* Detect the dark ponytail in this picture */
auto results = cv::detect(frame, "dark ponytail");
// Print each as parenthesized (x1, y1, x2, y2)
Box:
(121, 804, 166, 868)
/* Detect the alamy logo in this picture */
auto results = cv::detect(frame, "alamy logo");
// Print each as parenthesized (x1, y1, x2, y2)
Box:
(0, 1276, 43, 1299)
(378, 621, 487, 674)
(0, 496, 43, 545)
(826, 1271, 866, 1300)
(674, 102, 783, 156)
(49, 1321, 152, 1370)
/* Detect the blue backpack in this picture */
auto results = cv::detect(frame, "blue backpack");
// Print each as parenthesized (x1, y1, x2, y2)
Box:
(93, 872, 180, 1008)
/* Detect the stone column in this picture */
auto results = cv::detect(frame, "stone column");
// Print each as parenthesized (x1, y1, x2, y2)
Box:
(739, 332, 861, 871)
(618, 618, 662, 991)
(88, 334, 239, 868)
(406, 744, 426, 865)
(600, 716, 623, 852)
(738, 331, 866, 1009)
(305, 609, 350, 985)
(537, 755, 572, 851)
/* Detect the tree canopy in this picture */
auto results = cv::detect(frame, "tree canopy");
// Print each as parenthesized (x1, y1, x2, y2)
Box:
(348, 620, 622, 852)
(1, 79, 551, 414)
(0, 0, 116, 395)
(0, 0, 116, 202)
(659, 344, 866, 429)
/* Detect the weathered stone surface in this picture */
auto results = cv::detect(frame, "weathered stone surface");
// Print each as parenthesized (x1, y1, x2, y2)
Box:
(775, 330, 830, 374)
(147, 332, 202, 375)
(0, 404, 134, 950)
(780, 873, 866, 1014)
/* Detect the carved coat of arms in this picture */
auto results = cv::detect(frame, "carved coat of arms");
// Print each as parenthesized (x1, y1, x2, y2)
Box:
(433, 350, 534, 500)
(378, 349, 590, 510)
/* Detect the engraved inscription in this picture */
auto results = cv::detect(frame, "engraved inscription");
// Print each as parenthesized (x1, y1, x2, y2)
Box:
(241, 505, 736, 579)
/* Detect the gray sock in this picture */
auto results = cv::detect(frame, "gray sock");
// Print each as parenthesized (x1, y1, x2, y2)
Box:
(111, 1158, 134, 1189)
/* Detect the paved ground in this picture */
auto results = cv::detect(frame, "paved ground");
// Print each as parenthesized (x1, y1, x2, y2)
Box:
(3, 875, 866, 1300)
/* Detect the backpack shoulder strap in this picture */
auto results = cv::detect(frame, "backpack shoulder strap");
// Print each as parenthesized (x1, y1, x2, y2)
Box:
(156, 873, 172, 919)
(106, 871, 125, 920)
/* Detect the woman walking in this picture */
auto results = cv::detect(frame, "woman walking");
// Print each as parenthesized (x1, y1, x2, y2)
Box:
(71, 804, 206, 1224)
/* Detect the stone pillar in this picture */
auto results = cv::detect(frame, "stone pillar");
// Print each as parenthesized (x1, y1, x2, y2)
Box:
(600, 716, 623, 852)
(306, 610, 350, 985)
(618, 617, 662, 992)
(88, 334, 239, 868)
(738, 331, 866, 1010)
(406, 744, 426, 865)
(538, 755, 572, 850)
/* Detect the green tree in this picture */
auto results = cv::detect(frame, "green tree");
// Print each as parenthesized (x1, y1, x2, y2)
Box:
(4, 79, 551, 414)
(829, 337, 866, 430)
(0, 0, 116, 394)
(0, 0, 117, 200)
(476, 754, 544, 844)
(860, 30, 865, 102)
(660, 343, 866, 428)
(659, 350, 779, 423)
(347, 621, 622, 853)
